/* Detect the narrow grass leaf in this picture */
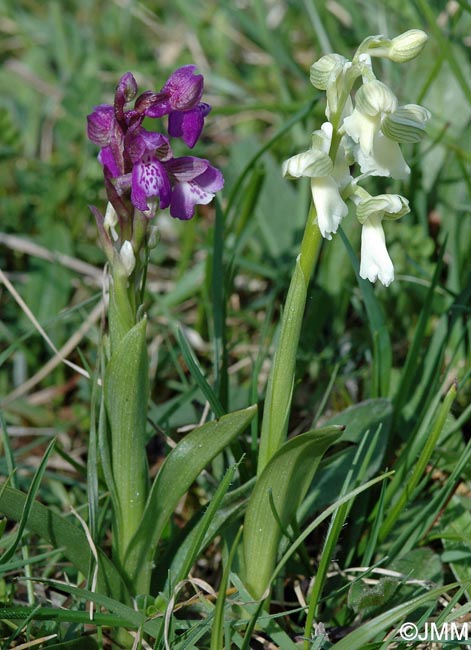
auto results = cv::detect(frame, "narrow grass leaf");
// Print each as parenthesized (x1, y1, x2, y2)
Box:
(176, 326, 225, 418)
(210, 526, 242, 650)
(0, 485, 126, 598)
(0, 438, 55, 564)
(211, 197, 228, 410)
(163, 476, 255, 593)
(174, 463, 238, 588)
(380, 381, 457, 541)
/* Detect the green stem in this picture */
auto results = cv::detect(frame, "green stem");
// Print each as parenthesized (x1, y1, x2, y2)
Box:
(257, 205, 322, 474)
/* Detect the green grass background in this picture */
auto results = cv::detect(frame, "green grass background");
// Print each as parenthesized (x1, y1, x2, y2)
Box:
(0, 0, 470, 648)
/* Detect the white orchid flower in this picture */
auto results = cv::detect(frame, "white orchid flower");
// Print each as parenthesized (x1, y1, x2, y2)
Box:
(359, 215, 395, 286)
(354, 192, 410, 286)
(282, 123, 351, 240)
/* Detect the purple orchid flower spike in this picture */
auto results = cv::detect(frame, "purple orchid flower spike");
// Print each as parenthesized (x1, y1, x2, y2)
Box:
(87, 65, 223, 231)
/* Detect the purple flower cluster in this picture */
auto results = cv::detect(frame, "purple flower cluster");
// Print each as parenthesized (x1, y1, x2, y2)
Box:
(87, 66, 223, 221)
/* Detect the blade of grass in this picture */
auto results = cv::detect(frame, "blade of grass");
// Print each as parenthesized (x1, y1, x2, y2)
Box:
(210, 526, 242, 650)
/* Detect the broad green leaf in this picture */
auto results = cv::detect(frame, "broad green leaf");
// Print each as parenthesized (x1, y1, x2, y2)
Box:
(301, 398, 392, 515)
(348, 577, 399, 613)
(243, 425, 342, 599)
(125, 404, 257, 594)
(330, 583, 459, 649)
(104, 317, 149, 559)
(0, 485, 126, 599)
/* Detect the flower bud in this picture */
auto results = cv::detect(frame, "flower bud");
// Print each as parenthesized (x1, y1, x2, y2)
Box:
(310, 54, 348, 90)
(162, 65, 204, 111)
(355, 80, 397, 117)
(104, 202, 118, 229)
(382, 104, 431, 143)
(389, 30, 428, 63)
(87, 104, 115, 146)
(119, 240, 136, 276)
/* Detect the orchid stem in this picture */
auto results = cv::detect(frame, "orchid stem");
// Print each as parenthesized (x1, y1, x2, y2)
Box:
(257, 205, 322, 475)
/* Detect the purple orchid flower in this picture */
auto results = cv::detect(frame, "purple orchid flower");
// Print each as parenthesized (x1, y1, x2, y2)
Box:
(165, 157, 224, 220)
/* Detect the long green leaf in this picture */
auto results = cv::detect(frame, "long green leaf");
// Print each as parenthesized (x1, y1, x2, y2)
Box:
(244, 425, 342, 599)
(125, 404, 257, 594)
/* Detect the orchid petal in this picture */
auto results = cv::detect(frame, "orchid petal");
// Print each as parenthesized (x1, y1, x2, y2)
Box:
(168, 103, 211, 148)
(359, 215, 394, 286)
(311, 176, 349, 240)
(131, 158, 171, 212)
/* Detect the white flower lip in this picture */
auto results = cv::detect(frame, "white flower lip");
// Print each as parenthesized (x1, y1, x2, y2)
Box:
(359, 215, 394, 286)
(311, 176, 349, 240)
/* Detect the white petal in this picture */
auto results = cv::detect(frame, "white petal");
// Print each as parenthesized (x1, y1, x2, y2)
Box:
(356, 132, 410, 179)
(343, 109, 380, 155)
(359, 215, 394, 286)
(282, 149, 332, 179)
(311, 177, 349, 240)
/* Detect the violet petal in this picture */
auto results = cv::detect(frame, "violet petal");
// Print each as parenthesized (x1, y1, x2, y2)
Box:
(162, 65, 204, 111)
(87, 104, 115, 146)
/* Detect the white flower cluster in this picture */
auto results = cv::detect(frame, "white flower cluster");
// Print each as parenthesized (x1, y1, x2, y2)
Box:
(283, 30, 430, 286)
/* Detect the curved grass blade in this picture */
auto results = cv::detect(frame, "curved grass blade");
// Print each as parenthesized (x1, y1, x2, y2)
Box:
(176, 326, 225, 418)
(0, 485, 126, 598)
(0, 438, 55, 564)
(210, 526, 242, 650)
